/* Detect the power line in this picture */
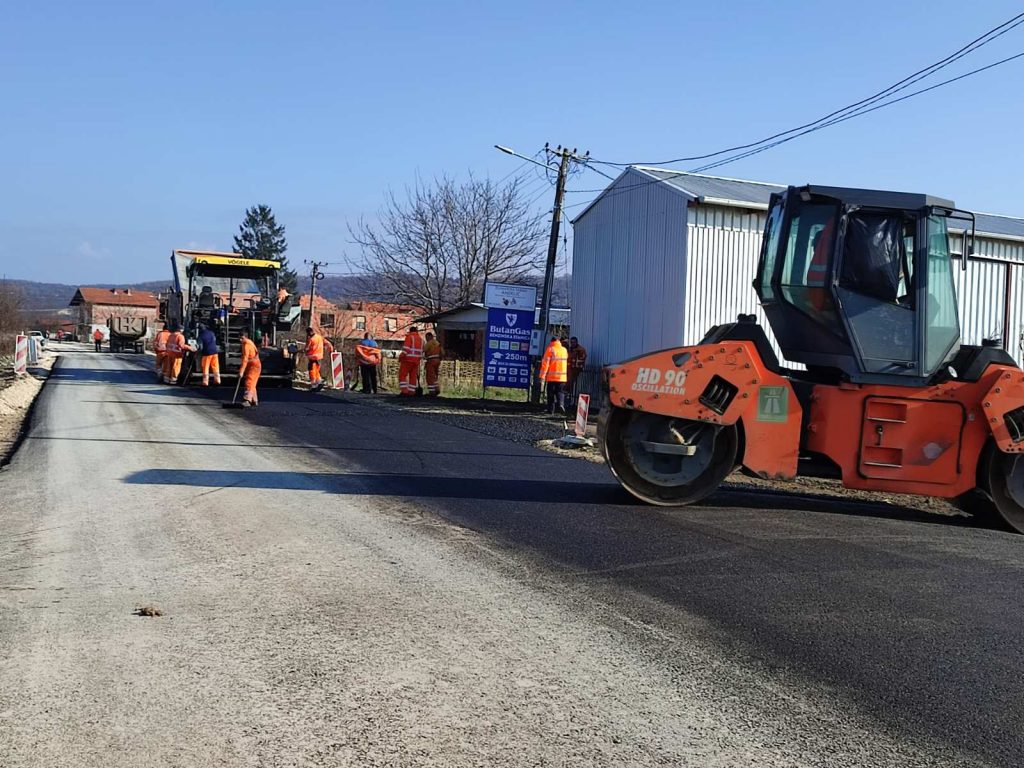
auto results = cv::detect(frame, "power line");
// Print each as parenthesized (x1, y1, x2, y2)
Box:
(692, 49, 1024, 173)
(590, 11, 1024, 168)
(559, 47, 1024, 211)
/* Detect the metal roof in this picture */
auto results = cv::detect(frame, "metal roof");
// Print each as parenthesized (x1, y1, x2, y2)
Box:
(575, 167, 1024, 242)
(417, 302, 570, 327)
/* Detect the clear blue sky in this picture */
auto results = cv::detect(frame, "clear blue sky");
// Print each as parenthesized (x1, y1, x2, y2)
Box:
(2, 0, 1022, 284)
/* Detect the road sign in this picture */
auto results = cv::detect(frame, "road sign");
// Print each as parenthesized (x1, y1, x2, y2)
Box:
(484, 282, 537, 310)
(330, 351, 344, 390)
(484, 307, 533, 389)
(13, 335, 27, 375)
(575, 394, 590, 438)
(756, 385, 788, 422)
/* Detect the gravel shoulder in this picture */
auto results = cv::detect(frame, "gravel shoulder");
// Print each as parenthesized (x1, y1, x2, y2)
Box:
(0, 345, 58, 464)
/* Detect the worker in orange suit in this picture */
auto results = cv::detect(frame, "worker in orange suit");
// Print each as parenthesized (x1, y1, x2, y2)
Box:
(238, 328, 262, 407)
(807, 217, 835, 311)
(539, 336, 569, 414)
(423, 332, 442, 396)
(304, 327, 326, 392)
(162, 323, 187, 384)
(92, 327, 104, 352)
(398, 325, 423, 396)
(153, 323, 171, 381)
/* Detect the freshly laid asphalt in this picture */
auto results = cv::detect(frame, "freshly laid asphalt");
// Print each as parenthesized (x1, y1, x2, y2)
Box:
(1, 347, 1023, 767)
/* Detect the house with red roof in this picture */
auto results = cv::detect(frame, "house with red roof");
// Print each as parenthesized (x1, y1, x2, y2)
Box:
(68, 287, 161, 340)
(298, 296, 427, 350)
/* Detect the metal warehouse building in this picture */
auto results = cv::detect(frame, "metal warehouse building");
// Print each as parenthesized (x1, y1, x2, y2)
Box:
(570, 167, 1024, 392)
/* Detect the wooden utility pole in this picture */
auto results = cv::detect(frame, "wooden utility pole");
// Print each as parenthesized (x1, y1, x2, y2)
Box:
(531, 145, 584, 404)
(304, 260, 327, 331)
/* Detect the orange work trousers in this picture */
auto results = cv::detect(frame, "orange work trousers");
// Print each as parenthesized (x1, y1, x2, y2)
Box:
(308, 359, 322, 385)
(425, 359, 441, 395)
(201, 354, 221, 385)
(242, 362, 262, 404)
(162, 354, 182, 384)
(398, 358, 420, 395)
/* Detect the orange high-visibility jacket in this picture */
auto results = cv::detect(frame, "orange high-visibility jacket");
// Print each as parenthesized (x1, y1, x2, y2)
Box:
(305, 333, 325, 361)
(539, 340, 568, 383)
(166, 331, 186, 356)
(424, 340, 442, 360)
(154, 329, 171, 352)
(400, 332, 423, 361)
(240, 337, 261, 369)
(356, 343, 381, 365)
(323, 338, 334, 358)
(93, 329, 103, 341)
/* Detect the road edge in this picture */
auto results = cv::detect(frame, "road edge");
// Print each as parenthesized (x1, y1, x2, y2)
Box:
(0, 353, 57, 467)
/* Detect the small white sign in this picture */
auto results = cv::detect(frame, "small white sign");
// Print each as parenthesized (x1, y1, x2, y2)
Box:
(484, 282, 537, 310)
(529, 328, 544, 356)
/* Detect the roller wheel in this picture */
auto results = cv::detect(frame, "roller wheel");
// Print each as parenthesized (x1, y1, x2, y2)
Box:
(980, 442, 1024, 534)
(603, 408, 737, 506)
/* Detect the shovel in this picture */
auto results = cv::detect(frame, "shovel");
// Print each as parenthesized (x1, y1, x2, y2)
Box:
(222, 364, 246, 409)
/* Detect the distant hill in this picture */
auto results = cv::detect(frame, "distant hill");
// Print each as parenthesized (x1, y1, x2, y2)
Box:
(7, 279, 170, 311)
(9, 273, 572, 312)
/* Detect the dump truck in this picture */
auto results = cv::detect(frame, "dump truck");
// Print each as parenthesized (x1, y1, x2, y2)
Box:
(162, 249, 301, 385)
(601, 183, 1024, 534)
(107, 316, 147, 353)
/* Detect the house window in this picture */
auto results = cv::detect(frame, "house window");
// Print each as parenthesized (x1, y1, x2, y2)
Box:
(320, 313, 335, 328)
(353, 315, 366, 331)
(385, 317, 398, 332)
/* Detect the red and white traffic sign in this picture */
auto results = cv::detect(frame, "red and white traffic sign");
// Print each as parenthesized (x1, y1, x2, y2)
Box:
(575, 393, 590, 438)
(330, 351, 345, 390)
(13, 335, 28, 375)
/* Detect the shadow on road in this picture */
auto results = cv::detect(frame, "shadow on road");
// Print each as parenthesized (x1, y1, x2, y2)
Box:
(120, 467, 973, 525)
(49, 365, 155, 385)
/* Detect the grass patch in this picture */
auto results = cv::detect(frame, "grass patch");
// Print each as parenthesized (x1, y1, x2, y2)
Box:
(440, 383, 529, 402)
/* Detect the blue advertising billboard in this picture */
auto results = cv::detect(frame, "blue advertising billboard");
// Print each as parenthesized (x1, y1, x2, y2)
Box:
(484, 307, 534, 389)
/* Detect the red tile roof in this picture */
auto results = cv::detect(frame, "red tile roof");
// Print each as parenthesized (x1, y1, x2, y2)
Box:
(69, 287, 160, 308)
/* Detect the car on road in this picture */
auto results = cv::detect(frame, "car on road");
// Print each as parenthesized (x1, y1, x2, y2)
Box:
(28, 330, 46, 348)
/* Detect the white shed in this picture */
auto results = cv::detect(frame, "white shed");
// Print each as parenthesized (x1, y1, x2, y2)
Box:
(570, 167, 1024, 392)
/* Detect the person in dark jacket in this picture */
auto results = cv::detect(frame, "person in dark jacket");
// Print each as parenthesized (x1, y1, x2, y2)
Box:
(197, 323, 221, 386)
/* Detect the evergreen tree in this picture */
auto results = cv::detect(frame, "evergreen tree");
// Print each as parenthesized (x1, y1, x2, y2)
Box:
(233, 204, 297, 292)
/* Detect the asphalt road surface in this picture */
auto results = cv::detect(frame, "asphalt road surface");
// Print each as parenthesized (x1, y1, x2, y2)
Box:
(2, 348, 1023, 767)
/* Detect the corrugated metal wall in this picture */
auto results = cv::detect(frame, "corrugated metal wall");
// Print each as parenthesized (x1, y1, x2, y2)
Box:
(951, 231, 1024, 363)
(570, 169, 689, 373)
(683, 205, 783, 356)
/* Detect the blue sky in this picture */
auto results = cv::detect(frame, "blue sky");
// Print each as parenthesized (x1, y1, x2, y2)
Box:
(2, 1, 1022, 284)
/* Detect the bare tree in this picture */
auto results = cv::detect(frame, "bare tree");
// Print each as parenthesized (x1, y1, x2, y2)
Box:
(0, 282, 24, 333)
(350, 176, 546, 314)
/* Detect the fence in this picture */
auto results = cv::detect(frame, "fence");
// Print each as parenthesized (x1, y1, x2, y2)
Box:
(335, 352, 485, 392)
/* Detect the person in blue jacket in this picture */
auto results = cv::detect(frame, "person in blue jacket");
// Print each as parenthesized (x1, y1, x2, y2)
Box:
(197, 323, 221, 386)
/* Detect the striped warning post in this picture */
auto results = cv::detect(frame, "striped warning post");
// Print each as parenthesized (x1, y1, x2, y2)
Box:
(13, 335, 28, 375)
(575, 393, 591, 438)
(330, 351, 345, 390)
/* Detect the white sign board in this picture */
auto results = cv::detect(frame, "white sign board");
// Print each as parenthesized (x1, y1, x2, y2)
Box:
(484, 282, 537, 310)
